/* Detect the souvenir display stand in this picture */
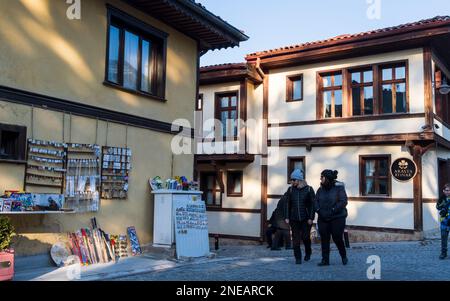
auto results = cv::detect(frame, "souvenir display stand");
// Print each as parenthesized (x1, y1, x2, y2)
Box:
(64, 144, 101, 213)
(151, 190, 203, 247)
(24, 139, 66, 193)
(101, 147, 131, 200)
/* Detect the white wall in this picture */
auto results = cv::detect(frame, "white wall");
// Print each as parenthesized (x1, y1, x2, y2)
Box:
(267, 145, 414, 198)
(199, 82, 242, 154)
(434, 118, 450, 142)
(423, 149, 439, 199)
(423, 202, 439, 232)
(221, 156, 262, 210)
(268, 48, 425, 124)
(207, 211, 260, 237)
(247, 81, 264, 155)
(270, 117, 425, 140)
(347, 201, 414, 229)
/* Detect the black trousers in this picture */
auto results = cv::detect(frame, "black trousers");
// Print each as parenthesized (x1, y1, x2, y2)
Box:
(273, 228, 291, 248)
(441, 228, 449, 253)
(265, 226, 276, 247)
(290, 220, 312, 259)
(318, 217, 346, 261)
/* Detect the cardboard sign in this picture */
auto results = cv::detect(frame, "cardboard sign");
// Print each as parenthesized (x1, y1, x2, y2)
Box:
(173, 196, 209, 259)
(391, 158, 417, 182)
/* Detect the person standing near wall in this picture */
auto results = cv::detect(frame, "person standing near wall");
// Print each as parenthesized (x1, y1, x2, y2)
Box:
(283, 169, 315, 264)
(437, 183, 450, 260)
(270, 195, 292, 250)
(314, 170, 348, 266)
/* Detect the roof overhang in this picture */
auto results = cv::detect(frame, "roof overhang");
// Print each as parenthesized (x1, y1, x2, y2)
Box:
(124, 0, 249, 51)
(195, 154, 255, 164)
(200, 63, 263, 85)
(246, 17, 450, 70)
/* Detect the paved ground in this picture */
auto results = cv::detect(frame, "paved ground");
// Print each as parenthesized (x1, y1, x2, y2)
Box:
(111, 239, 450, 281)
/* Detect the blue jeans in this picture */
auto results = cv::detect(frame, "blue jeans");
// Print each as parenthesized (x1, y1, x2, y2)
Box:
(442, 228, 449, 254)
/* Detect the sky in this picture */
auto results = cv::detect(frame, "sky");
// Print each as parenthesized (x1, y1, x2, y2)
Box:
(197, 0, 450, 67)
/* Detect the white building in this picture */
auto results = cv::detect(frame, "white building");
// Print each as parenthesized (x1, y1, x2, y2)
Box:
(197, 17, 450, 242)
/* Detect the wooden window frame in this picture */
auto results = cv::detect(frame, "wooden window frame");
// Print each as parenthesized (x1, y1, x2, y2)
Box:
(317, 71, 343, 119)
(214, 91, 239, 141)
(379, 62, 409, 114)
(349, 67, 375, 116)
(0, 123, 27, 163)
(359, 155, 392, 197)
(316, 60, 409, 120)
(104, 5, 168, 101)
(200, 172, 222, 208)
(286, 74, 304, 102)
(287, 156, 305, 184)
(227, 170, 243, 197)
(435, 68, 450, 125)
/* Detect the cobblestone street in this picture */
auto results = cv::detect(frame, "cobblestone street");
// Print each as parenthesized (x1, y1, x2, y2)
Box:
(111, 240, 450, 281)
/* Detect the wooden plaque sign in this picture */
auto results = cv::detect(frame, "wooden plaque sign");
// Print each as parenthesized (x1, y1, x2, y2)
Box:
(391, 158, 417, 182)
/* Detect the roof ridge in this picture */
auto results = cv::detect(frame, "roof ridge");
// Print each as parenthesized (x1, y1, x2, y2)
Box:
(246, 15, 450, 59)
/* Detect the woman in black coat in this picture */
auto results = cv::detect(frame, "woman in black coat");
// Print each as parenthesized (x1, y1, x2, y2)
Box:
(314, 169, 348, 266)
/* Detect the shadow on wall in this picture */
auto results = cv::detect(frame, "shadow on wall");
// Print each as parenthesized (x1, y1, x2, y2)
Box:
(11, 235, 54, 257)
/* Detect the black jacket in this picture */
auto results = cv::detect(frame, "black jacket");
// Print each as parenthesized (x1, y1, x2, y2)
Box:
(269, 196, 290, 230)
(314, 182, 348, 221)
(283, 184, 315, 222)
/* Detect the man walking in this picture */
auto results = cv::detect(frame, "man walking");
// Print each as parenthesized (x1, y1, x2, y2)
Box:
(283, 169, 315, 264)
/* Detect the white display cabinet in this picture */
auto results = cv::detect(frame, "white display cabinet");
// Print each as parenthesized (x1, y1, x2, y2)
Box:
(151, 190, 203, 247)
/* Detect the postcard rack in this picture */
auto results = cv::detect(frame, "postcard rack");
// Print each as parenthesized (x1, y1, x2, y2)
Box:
(24, 139, 67, 193)
(101, 147, 131, 199)
(64, 143, 101, 212)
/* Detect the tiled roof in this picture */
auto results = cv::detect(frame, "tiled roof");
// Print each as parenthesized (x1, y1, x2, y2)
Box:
(246, 16, 450, 59)
(200, 63, 247, 72)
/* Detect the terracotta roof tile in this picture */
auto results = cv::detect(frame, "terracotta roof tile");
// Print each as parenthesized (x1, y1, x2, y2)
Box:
(200, 62, 247, 72)
(246, 16, 450, 59)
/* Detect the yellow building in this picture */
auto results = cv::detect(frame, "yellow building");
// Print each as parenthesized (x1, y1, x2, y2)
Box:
(0, 0, 247, 256)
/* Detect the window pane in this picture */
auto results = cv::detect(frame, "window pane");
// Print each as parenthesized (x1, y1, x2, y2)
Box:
(215, 191, 221, 205)
(379, 180, 388, 195)
(365, 160, 376, 176)
(206, 192, 213, 205)
(335, 90, 342, 118)
(379, 159, 388, 175)
(363, 70, 373, 83)
(352, 87, 361, 116)
(396, 83, 407, 113)
(382, 68, 393, 81)
(364, 86, 374, 115)
(221, 97, 229, 108)
(221, 111, 228, 137)
(323, 75, 331, 87)
(382, 84, 393, 113)
(365, 178, 375, 195)
(207, 176, 214, 189)
(293, 161, 303, 172)
(141, 40, 152, 93)
(351, 72, 360, 84)
(334, 74, 342, 86)
(231, 96, 237, 107)
(107, 25, 120, 83)
(232, 174, 242, 193)
(293, 79, 302, 100)
(324, 91, 332, 118)
(395, 66, 406, 79)
(230, 110, 237, 137)
(123, 31, 139, 90)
